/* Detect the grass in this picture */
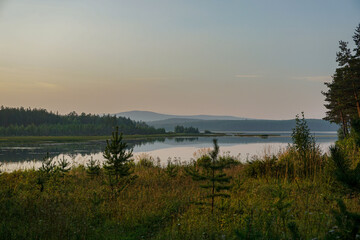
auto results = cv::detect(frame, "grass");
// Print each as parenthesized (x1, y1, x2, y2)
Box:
(0, 152, 359, 240)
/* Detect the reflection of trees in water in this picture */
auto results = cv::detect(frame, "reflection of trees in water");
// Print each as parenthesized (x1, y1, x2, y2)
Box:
(174, 137, 198, 143)
(127, 137, 198, 146)
(1, 136, 238, 163)
(0, 137, 184, 163)
(126, 137, 166, 148)
(0, 141, 106, 162)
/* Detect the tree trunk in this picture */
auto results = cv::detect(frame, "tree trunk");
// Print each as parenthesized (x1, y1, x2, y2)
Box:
(352, 82, 360, 117)
(211, 167, 215, 214)
(339, 109, 348, 137)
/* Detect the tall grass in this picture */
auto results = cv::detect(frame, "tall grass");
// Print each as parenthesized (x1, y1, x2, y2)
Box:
(244, 145, 327, 182)
(0, 145, 359, 239)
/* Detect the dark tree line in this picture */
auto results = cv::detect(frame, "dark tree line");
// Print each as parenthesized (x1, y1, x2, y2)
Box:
(0, 106, 166, 136)
(322, 24, 360, 137)
(174, 125, 199, 134)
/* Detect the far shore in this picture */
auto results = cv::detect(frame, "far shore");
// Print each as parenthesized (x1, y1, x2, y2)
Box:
(0, 133, 226, 143)
(0, 131, 337, 143)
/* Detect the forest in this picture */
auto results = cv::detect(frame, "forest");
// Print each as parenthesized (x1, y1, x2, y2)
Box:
(0, 106, 166, 136)
(174, 125, 200, 134)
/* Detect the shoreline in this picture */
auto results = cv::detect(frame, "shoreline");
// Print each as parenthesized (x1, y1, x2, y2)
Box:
(0, 133, 226, 143)
(0, 132, 337, 143)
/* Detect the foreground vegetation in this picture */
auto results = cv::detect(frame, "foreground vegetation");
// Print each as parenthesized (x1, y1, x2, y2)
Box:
(0, 151, 358, 239)
(1, 116, 359, 239)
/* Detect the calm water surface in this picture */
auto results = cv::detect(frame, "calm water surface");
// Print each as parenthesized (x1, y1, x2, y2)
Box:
(0, 131, 337, 172)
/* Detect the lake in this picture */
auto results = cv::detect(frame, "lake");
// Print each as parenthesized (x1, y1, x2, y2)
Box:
(0, 131, 337, 172)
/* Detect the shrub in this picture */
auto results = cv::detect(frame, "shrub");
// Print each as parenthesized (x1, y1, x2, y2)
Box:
(165, 159, 179, 178)
(135, 153, 155, 168)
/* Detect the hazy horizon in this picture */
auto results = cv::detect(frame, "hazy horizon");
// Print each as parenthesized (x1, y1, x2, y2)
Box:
(115, 110, 329, 120)
(1, 0, 359, 120)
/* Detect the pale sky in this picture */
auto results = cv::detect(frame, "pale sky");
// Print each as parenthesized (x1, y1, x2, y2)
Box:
(0, 0, 359, 119)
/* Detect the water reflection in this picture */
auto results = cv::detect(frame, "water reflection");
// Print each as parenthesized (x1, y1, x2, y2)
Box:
(0, 138, 167, 163)
(0, 133, 337, 171)
(174, 137, 198, 143)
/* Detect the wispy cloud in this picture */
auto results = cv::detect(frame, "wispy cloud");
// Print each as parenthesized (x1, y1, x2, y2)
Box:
(35, 81, 61, 90)
(292, 75, 331, 82)
(235, 74, 261, 78)
(132, 77, 168, 81)
(0, 79, 62, 91)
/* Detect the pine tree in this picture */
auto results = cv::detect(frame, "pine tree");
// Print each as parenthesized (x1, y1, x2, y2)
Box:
(323, 23, 360, 129)
(291, 112, 317, 178)
(330, 146, 360, 192)
(103, 126, 135, 192)
(185, 139, 232, 214)
(86, 156, 101, 178)
(39, 152, 55, 174)
(323, 22, 360, 240)
(37, 152, 55, 192)
(327, 146, 360, 239)
(56, 156, 71, 174)
(323, 68, 355, 137)
(292, 113, 313, 156)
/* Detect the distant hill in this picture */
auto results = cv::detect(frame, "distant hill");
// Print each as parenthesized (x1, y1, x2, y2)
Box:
(116, 111, 247, 122)
(147, 118, 338, 132)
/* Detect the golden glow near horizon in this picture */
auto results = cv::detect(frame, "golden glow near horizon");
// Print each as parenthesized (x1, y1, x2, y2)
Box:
(1, 0, 359, 119)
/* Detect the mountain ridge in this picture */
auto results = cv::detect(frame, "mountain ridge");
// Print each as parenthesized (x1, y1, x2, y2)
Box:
(116, 110, 248, 122)
(147, 118, 338, 132)
(115, 111, 337, 132)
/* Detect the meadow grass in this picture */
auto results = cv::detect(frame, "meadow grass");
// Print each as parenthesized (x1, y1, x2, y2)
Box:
(0, 152, 358, 240)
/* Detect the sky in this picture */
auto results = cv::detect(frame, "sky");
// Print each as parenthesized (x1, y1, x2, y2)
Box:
(0, 0, 359, 119)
